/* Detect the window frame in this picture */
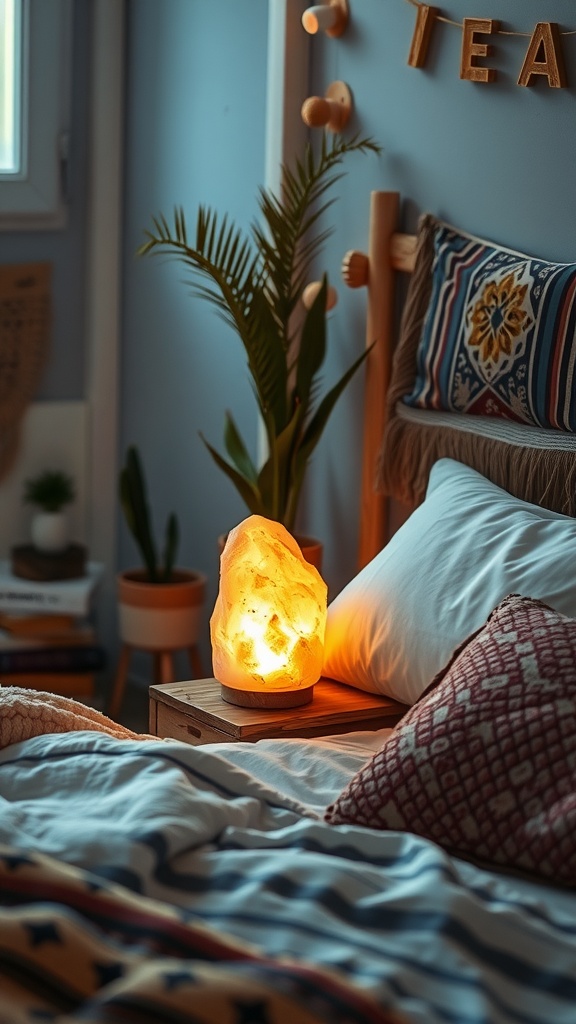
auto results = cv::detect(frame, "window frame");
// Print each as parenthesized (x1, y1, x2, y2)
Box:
(0, 0, 71, 230)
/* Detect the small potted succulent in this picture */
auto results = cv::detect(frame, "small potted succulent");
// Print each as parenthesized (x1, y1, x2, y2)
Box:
(117, 445, 207, 658)
(24, 469, 76, 554)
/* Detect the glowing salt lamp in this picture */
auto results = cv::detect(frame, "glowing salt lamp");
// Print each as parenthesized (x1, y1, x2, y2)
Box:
(210, 515, 328, 708)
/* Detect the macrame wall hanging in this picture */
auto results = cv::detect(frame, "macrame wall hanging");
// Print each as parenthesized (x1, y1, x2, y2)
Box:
(0, 262, 51, 480)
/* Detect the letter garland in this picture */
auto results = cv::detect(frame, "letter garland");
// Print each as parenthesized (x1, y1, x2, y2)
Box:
(405, 0, 576, 87)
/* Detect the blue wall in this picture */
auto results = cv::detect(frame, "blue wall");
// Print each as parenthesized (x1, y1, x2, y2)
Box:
(302, 0, 576, 593)
(121, 0, 576, 665)
(311, 0, 576, 256)
(121, 0, 269, 670)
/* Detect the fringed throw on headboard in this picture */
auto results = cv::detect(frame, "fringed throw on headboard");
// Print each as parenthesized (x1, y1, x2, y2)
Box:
(379, 214, 576, 516)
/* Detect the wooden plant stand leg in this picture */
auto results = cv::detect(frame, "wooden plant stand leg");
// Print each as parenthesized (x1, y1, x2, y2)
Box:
(158, 651, 176, 685)
(110, 644, 203, 722)
(187, 645, 204, 679)
(109, 643, 132, 720)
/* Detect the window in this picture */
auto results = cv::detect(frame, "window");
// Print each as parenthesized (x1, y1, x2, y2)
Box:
(0, 0, 71, 229)
(0, 0, 20, 174)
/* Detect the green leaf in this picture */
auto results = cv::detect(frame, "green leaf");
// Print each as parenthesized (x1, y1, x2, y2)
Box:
(280, 348, 368, 532)
(295, 276, 327, 411)
(223, 412, 259, 484)
(120, 446, 159, 581)
(298, 342, 375, 469)
(162, 512, 179, 581)
(200, 434, 268, 517)
(256, 403, 305, 524)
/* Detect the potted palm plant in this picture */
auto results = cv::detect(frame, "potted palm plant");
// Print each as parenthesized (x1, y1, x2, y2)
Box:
(117, 445, 206, 661)
(139, 133, 379, 559)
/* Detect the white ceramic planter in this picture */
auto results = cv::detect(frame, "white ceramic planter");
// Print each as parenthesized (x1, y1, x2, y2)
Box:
(31, 511, 70, 554)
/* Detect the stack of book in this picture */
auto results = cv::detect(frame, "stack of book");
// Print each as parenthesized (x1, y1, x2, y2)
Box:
(0, 562, 105, 697)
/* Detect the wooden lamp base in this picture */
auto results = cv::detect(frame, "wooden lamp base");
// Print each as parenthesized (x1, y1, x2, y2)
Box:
(220, 682, 315, 709)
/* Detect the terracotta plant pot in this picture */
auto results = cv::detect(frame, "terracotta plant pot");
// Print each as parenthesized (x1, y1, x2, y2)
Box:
(117, 568, 207, 651)
(293, 534, 323, 573)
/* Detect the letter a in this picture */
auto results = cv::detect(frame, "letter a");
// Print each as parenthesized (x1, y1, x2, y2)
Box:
(518, 23, 568, 88)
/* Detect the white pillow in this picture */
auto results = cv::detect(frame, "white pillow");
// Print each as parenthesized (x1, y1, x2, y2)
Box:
(322, 458, 576, 705)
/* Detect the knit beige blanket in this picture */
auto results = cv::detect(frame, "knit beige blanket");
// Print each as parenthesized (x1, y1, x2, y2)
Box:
(0, 686, 159, 748)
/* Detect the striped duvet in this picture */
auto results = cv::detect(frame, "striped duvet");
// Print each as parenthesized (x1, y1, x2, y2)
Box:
(0, 729, 574, 1023)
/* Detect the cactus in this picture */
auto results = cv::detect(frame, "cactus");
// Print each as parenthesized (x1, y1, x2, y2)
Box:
(119, 445, 179, 583)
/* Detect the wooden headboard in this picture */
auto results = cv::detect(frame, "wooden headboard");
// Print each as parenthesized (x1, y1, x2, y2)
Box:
(341, 191, 416, 569)
(347, 191, 576, 567)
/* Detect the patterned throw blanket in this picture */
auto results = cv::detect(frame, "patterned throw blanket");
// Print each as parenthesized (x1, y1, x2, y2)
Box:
(0, 843, 399, 1024)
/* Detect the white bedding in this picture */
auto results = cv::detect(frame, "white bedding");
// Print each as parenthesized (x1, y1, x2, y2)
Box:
(207, 729, 576, 916)
(0, 727, 575, 1023)
(203, 726, 393, 814)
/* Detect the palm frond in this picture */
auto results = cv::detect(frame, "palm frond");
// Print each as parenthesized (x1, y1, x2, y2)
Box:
(223, 412, 259, 484)
(200, 434, 268, 518)
(139, 132, 380, 527)
(139, 208, 289, 429)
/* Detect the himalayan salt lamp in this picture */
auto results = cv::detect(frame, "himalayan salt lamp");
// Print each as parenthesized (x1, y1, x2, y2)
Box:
(210, 515, 327, 708)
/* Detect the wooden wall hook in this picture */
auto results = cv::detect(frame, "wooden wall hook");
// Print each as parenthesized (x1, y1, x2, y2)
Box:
(301, 1, 349, 38)
(302, 280, 338, 311)
(301, 81, 352, 132)
(341, 250, 369, 289)
(342, 236, 417, 289)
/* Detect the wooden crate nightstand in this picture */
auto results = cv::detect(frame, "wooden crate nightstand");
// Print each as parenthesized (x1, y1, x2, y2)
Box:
(149, 676, 408, 745)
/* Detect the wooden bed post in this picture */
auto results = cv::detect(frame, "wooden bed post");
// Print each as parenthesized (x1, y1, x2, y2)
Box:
(342, 190, 400, 569)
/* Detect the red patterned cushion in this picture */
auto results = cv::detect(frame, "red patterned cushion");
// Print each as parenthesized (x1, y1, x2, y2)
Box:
(325, 595, 576, 885)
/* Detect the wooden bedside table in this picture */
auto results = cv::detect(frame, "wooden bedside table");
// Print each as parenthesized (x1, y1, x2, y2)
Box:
(149, 676, 408, 745)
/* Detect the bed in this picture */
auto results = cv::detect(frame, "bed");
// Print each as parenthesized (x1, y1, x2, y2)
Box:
(1, 193, 576, 1023)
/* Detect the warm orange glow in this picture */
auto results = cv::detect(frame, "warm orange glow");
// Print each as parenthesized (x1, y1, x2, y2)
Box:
(301, 5, 339, 34)
(211, 515, 327, 694)
(302, 9, 321, 33)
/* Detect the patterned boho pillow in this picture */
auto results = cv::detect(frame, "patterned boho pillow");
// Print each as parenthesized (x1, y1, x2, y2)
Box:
(378, 215, 576, 515)
(325, 594, 576, 886)
(404, 221, 576, 430)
